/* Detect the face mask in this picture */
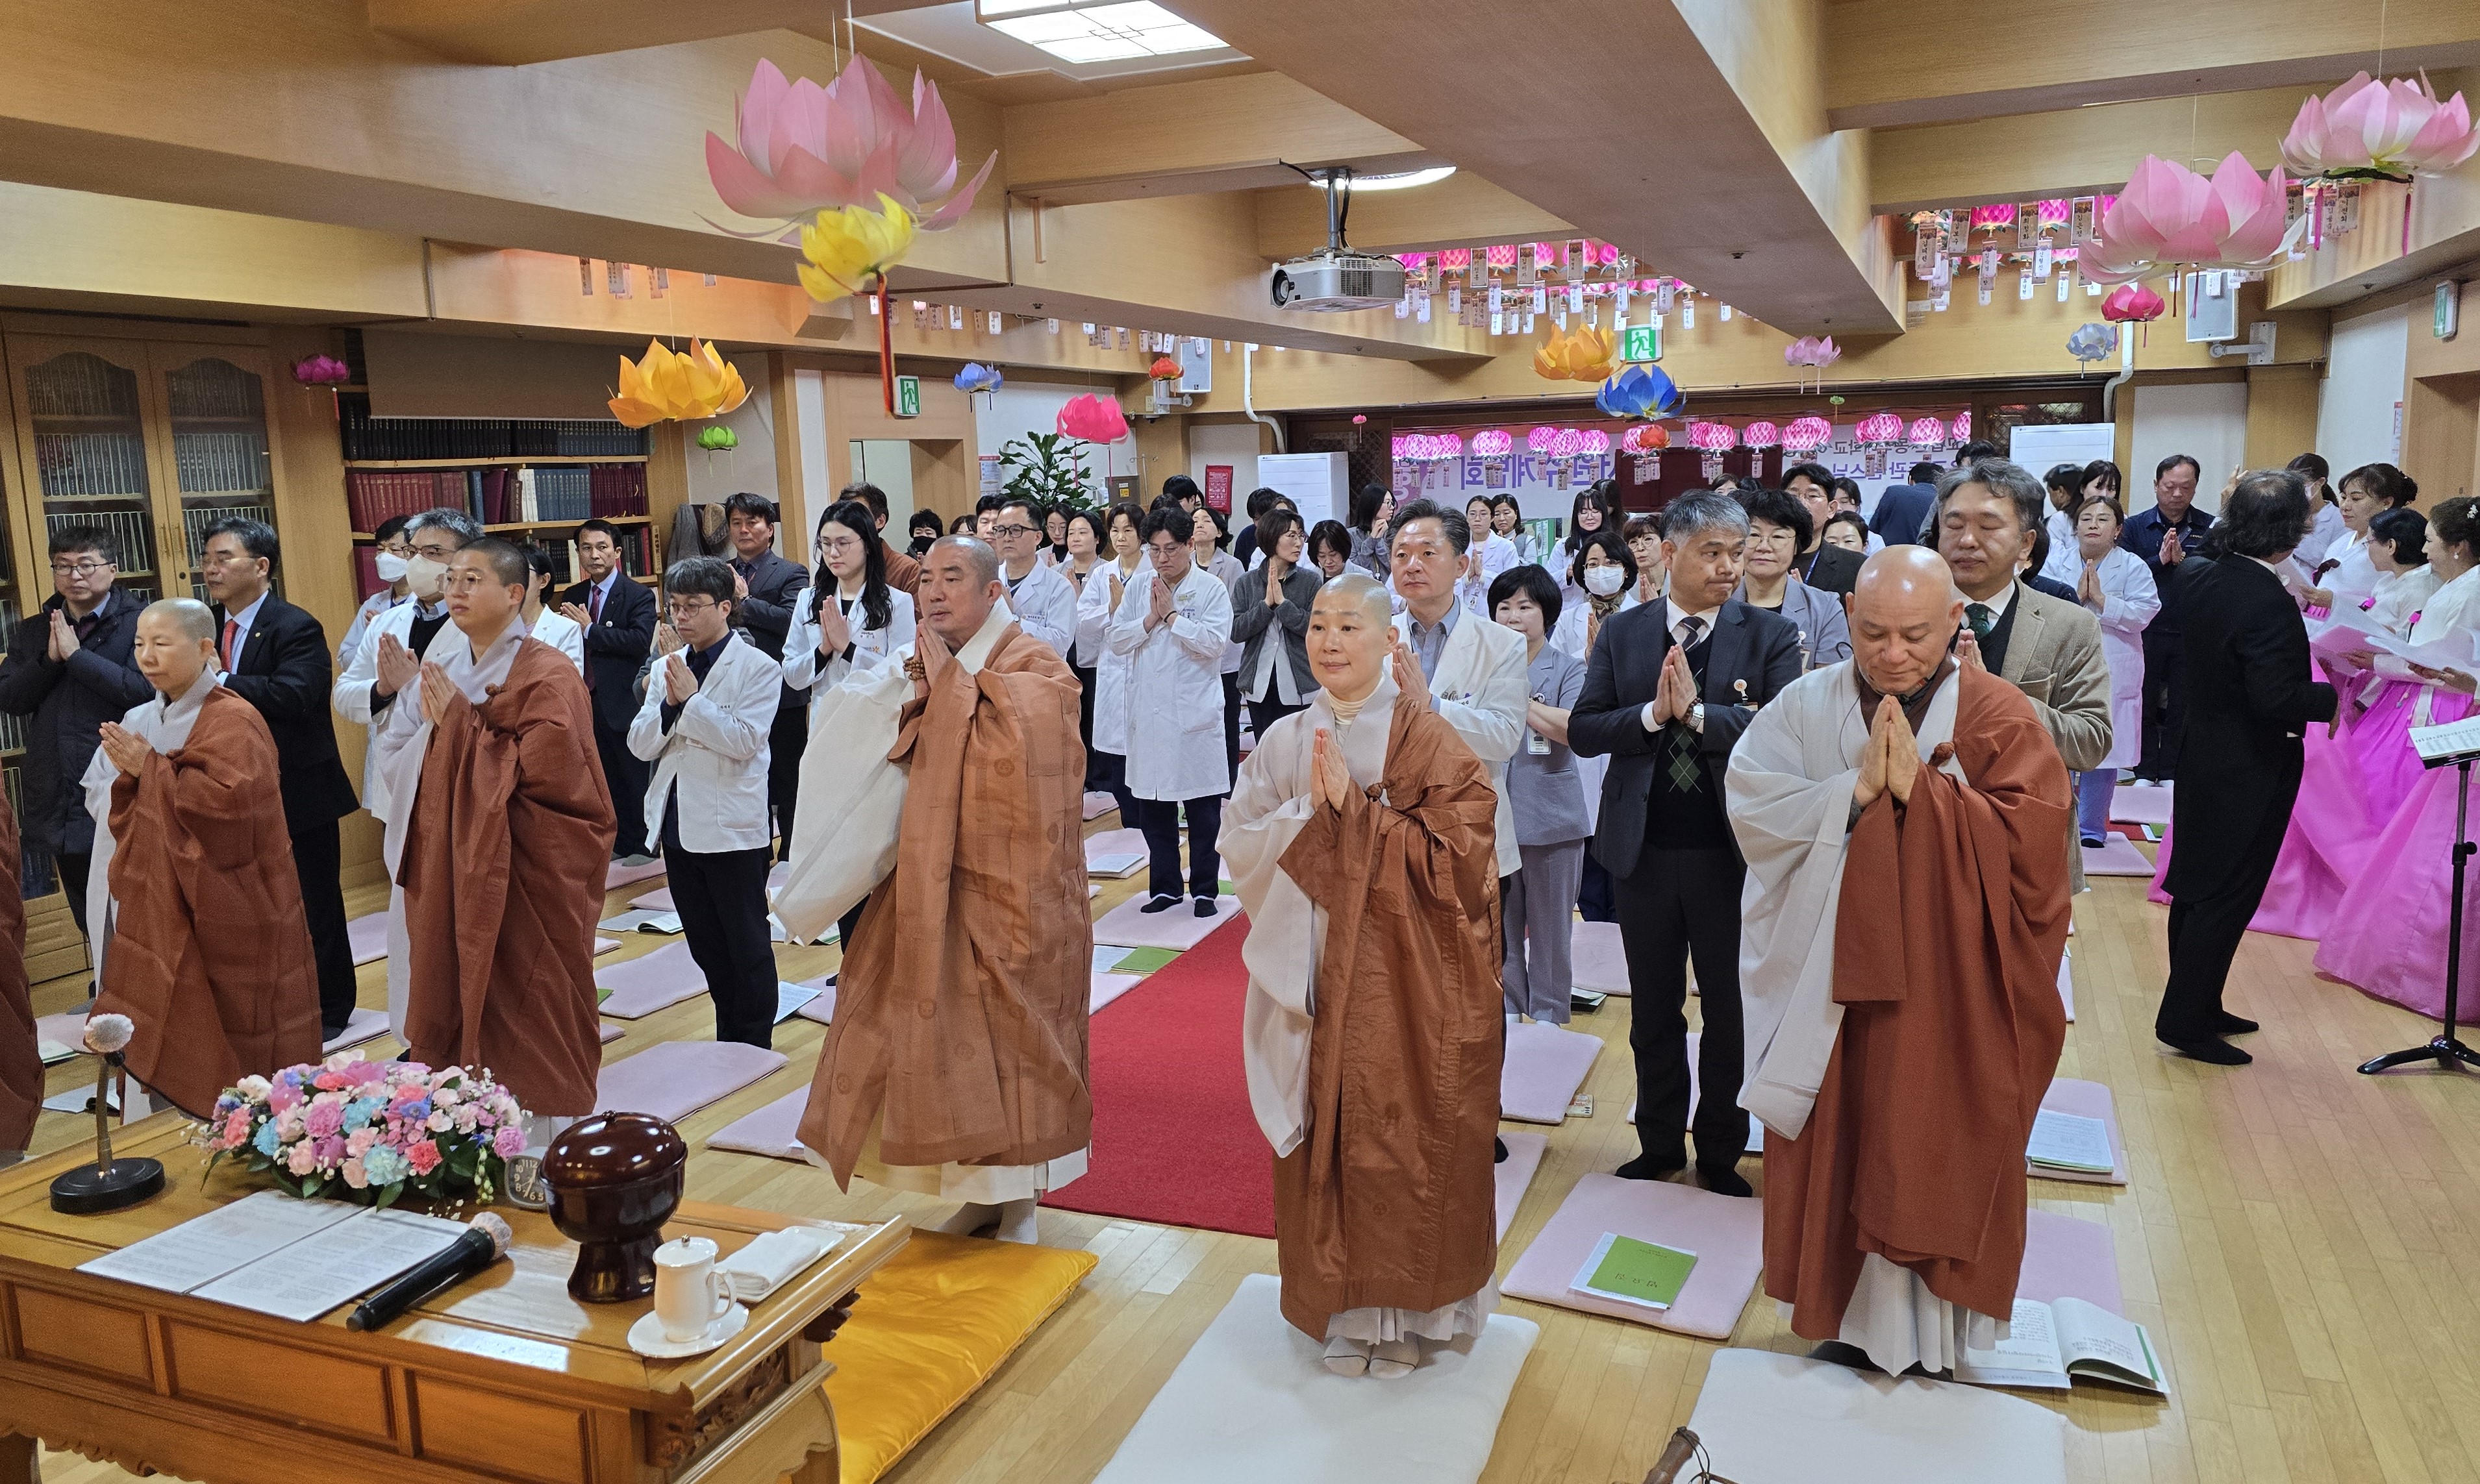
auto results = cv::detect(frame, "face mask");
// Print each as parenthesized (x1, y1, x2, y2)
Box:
(374, 552, 410, 583)
(406, 555, 448, 600)
(1584, 566, 1626, 597)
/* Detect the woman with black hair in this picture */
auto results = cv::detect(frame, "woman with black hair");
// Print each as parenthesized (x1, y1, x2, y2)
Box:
(1307, 519, 1355, 580)
(1557, 483, 1614, 610)
(2364, 507, 2436, 632)
(1551, 526, 1633, 658)
(1346, 483, 1394, 575)
(1488, 563, 1590, 1021)
(907, 509, 944, 556)
(1058, 507, 1113, 767)
(1490, 493, 1532, 563)
(1733, 486, 1850, 669)
(2299, 462, 2419, 608)
(1075, 500, 1151, 821)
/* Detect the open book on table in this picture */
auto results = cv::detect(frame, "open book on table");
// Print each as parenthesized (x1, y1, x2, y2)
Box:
(77, 1190, 469, 1324)
(1955, 1296, 2168, 1395)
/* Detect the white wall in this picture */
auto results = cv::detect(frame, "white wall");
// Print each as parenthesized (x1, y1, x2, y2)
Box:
(973, 380, 1141, 493)
(848, 440, 916, 529)
(683, 359, 779, 510)
(1190, 420, 1266, 527)
(2318, 303, 2411, 478)
(2126, 380, 2248, 514)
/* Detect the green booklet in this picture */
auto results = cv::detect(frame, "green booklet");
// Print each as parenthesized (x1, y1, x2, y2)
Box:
(1571, 1232, 1697, 1311)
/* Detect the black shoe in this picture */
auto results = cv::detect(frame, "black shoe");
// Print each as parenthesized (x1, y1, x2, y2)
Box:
(1494, 1136, 1509, 1165)
(1808, 1341, 1883, 1373)
(1697, 1163, 1753, 1198)
(2162, 1035, 2251, 1065)
(1614, 1154, 1686, 1181)
(1192, 897, 1217, 917)
(321, 1024, 349, 1043)
(1139, 894, 1179, 914)
(2082, 836, 2108, 848)
(2214, 1011, 2261, 1035)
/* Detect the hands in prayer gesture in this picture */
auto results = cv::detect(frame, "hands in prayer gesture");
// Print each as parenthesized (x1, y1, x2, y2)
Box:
(1146, 571, 1176, 630)
(418, 661, 457, 725)
(97, 721, 150, 778)
(653, 621, 685, 659)
(1388, 630, 1431, 713)
(2159, 528, 2185, 567)
(557, 600, 591, 626)
(1954, 625, 1986, 673)
(374, 631, 419, 699)
(1649, 645, 1696, 725)
(1851, 697, 1926, 810)
(907, 626, 952, 693)
(814, 599, 850, 657)
(1310, 726, 1353, 811)
(48, 609, 81, 662)
(1265, 562, 1284, 607)
(661, 652, 697, 706)
(2079, 560, 2103, 610)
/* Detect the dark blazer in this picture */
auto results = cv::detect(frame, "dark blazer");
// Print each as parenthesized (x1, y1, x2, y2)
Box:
(213, 593, 360, 834)
(1568, 598, 1805, 878)
(562, 571, 657, 732)
(1870, 484, 1937, 548)
(0, 587, 153, 855)
(1791, 539, 1862, 596)
(729, 549, 812, 710)
(2119, 506, 2214, 637)
(2163, 556, 2336, 900)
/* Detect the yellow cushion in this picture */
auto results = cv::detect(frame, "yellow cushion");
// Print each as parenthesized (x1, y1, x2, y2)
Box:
(823, 1230, 1097, 1484)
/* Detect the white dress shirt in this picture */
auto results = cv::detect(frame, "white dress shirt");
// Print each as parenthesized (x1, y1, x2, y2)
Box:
(1642, 598, 1722, 733)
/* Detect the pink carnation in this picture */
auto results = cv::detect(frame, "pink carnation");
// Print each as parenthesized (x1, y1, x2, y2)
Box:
(268, 1080, 303, 1113)
(303, 1099, 345, 1139)
(493, 1123, 527, 1159)
(406, 1139, 442, 1176)
(286, 1141, 319, 1175)
(345, 1126, 379, 1157)
(221, 1109, 251, 1147)
(314, 1135, 346, 1168)
(341, 1156, 369, 1190)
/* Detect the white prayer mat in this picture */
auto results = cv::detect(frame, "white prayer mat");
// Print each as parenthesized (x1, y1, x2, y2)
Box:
(707, 1087, 811, 1162)
(2111, 782, 2173, 825)
(594, 1040, 788, 1125)
(1090, 1273, 1538, 1484)
(595, 936, 621, 956)
(605, 857, 666, 889)
(792, 975, 836, 1025)
(2028, 1077, 2130, 1186)
(1092, 893, 1241, 950)
(321, 1009, 390, 1054)
(32, 1012, 83, 1050)
(1499, 1019, 1602, 1124)
(2082, 836, 2155, 876)
(599, 1022, 623, 1043)
(1084, 826, 1147, 857)
(1621, 1032, 1766, 1156)
(594, 941, 706, 1019)
(1569, 919, 1629, 995)
(1683, 1348, 2066, 1484)
(632, 885, 676, 911)
(2057, 946, 2074, 1022)
(1092, 972, 1144, 1013)
(1500, 1172, 1762, 1338)
(1083, 791, 1117, 821)
(347, 912, 388, 966)
(1494, 1130, 1547, 1238)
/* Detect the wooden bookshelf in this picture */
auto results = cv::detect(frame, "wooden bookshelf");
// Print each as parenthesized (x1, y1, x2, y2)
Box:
(344, 456, 649, 470)
(347, 515, 652, 540)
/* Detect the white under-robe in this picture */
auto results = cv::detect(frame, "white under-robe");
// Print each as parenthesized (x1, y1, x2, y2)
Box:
(1723, 660, 1999, 1374)
(1222, 669, 1496, 1344)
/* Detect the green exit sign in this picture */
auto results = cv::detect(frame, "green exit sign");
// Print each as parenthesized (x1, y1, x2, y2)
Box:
(1620, 322, 1662, 362)
(894, 375, 921, 417)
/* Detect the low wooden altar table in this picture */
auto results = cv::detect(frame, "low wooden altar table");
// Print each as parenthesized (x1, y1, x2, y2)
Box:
(0, 1119, 908, 1484)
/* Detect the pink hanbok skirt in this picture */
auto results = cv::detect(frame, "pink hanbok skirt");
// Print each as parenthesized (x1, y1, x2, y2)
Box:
(2146, 719, 2375, 939)
(2317, 758, 2480, 1020)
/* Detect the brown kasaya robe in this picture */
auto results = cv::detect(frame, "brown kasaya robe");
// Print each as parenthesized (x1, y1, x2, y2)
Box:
(400, 641, 614, 1116)
(1764, 665, 2073, 1339)
(1, 787, 40, 1151)
(95, 687, 322, 1119)
(799, 623, 1093, 1184)
(1266, 700, 1503, 1340)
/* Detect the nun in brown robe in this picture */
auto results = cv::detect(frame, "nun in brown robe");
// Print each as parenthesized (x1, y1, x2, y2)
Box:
(1, 789, 41, 1157)
(1225, 574, 1505, 1378)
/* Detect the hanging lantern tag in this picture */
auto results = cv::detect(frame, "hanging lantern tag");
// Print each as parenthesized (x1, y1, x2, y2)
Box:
(1681, 297, 1696, 329)
(1657, 280, 1677, 315)
(1415, 289, 1431, 324)
(2055, 267, 2072, 302)
(2033, 243, 2054, 280)
(2016, 269, 2034, 301)
(2070, 197, 2095, 245)
(1447, 284, 1462, 314)
(1914, 220, 1940, 278)
(1719, 303, 1733, 321)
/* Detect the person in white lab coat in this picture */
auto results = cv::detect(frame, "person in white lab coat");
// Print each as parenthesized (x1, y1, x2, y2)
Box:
(1387, 499, 1530, 882)
(336, 515, 413, 678)
(521, 546, 586, 674)
(1077, 501, 1149, 821)
(991, 495, 1077, 661)
(1465, 494, 1521, 587)
(627, 557, 782, 1048)
(2040, 495, 2159, 845)
(1108, 505, 1234, 915)
(332, 508, 479, 832)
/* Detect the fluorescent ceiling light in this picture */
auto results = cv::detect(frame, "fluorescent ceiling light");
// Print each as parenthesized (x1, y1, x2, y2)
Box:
(1312, 166, 1457, 192)
(981, 0, 1231, 62)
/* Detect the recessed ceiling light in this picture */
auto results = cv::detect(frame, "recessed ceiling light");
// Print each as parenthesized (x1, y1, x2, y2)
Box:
(978, 0, 1230, 62)
(1312, 166, 1457, 192)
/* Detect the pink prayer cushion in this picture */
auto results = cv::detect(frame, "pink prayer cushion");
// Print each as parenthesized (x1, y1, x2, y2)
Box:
(594, 1039, 787, 1124)
(1501, 1172, 1765, 1339)
(594, 941, 705, 1018)
(633, 886, 676, 911)
(1570, 921, 1629, 995)
(2110, 783, 2172, 825)
(1091, 972, 1144, 1013)
(1496, 1130, 1547, 1239)
(707, 1087, 812, 1162)
(598, 1022, 623, 1044)
(2082, 837, 2154, 876)
(794, 975, 836, 1024)
(605, 857, 667, 889)
(346, 913, 388, 965)
(1500, 1019, 1602, 1124)
(1084, 827, 1147, 861)
(2016, 1209, 2124, 1315)
(2031, 1078, 2129, 1185)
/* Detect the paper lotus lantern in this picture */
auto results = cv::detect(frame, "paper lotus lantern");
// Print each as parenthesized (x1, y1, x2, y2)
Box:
(2083, 153, 2303, 285)
(1439, 248, 1472, 271)
(2038, 199, 2072, 231)
(1471, 429, 1512, 457)
(1579, 429, 1610, 455)
(696, 425, 738, 452)
(1550, 428, 1584, 459)
(1951, 412, 1972, 445)
(607, 338, 752, 428)
(2101, 283, 2167, 323)
(1533, 325, 1614, 382)
(2067, 323, 2120, 367)
(1485, 244, 1519, 270)
(1783, 335, 1842, 370)
(2281, 72, 2480, 182)
(1391, 435, 1409, 460)
(1907, 416, 1949, 449)
(795, 196, 918, 303)
(1740, 420, 1781, 451)
(1686, 421, 1737, 452)
(290, 354, 351, 387)
(1147, 355, 1183, 381)
(954, 362, 1003, 396)
(1055, 393, 1128, 444)
(1782, 415, 1833, 453)
(1526, 426, 1557, 453)
(1622, 424, 1670, 453)
(1970, 203, 2016, 233)
(1854, 411, 1906, 447)
(705, 58, 997, 235)
(1429, 432, 1464, 460)
(1594, 365, 1682, 420)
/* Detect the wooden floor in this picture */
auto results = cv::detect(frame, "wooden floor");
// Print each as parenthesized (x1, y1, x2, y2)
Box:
(23, 830, 2480, 1484)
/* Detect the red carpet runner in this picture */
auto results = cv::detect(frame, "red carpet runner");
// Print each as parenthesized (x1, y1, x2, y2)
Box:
(1042, 916, 1276, 1238)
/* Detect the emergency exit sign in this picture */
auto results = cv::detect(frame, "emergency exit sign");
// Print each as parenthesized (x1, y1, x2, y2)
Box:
(893, 375, 921, 417)
(1620, 322, 1662, 362)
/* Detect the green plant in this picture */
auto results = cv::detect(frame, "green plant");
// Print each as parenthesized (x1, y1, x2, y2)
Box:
(997, 432, 1095, 506)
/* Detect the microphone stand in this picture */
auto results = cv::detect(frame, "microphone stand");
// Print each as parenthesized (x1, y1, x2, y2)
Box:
(2360, 752, 2480, 1076)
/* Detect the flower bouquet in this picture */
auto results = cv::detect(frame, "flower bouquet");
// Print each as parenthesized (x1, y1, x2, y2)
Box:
(197, 1054, 529, 1207)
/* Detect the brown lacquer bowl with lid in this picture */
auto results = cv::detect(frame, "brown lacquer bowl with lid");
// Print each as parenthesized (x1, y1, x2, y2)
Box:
(542, 1113, 688, 1302)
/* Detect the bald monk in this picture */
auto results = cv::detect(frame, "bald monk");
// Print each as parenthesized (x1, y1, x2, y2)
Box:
(82, 599, 321, 1119)
(1726, 547, 2071, 1376)
(1223, 573, 1503, 1378)
(376, 539, 612, 1143)
(1, 789, 38, 1163)
(781, 536, 1091, 1245)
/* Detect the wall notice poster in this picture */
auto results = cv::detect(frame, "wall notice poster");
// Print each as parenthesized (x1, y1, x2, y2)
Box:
(1203, 464, 1234, 513)
(979, 454, 1003, 497)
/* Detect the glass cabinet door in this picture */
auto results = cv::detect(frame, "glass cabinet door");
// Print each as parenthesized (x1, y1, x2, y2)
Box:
(158, 352, 277, 600)
(19, 345, 164, 600)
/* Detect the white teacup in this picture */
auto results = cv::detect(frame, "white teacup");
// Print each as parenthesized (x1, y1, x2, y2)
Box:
(653, 1235, 733, 1342)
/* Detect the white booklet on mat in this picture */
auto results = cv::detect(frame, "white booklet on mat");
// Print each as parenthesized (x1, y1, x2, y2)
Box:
(2025, 1109, 2114, 1176)
(1955, 1296, 2168, 1396)
(599, 909, 683, 934)
(1088, 852, 1146, 878)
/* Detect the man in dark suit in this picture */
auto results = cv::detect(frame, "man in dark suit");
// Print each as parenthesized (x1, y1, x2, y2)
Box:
(1783, 464, 1864, 593)
(721, 492, 812, 859)
(201, 519, 363, 1038)
(558, 517, 657, 861)
(1868, 461, 1943, 550)
(1572, 491, 1803, 1197)
(2158, 470, 2335, 1065)
(2120, 454, 2212, 782)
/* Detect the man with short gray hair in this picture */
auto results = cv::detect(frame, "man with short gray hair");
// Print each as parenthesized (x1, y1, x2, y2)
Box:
(1385, 499, 1527, 880)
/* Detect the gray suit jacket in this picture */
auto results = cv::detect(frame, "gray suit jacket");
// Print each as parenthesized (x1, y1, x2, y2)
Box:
(1994, 578, 2112, 893)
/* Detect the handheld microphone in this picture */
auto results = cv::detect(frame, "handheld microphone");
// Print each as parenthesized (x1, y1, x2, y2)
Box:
(1642, 1427, 1704, 1484)
(347, 1212, 513, 1332)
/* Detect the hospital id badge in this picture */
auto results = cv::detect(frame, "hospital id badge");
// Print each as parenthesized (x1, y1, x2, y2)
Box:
(1527, 730, 1551, 755)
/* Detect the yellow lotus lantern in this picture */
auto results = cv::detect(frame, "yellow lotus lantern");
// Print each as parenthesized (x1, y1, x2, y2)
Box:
(795, 195, 919, 303)
(608, 338, 751, 429)
(1533, 324, 1614, 382)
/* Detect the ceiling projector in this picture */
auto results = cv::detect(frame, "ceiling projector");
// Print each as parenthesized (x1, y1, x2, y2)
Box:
(1270, 167, 1408, 312)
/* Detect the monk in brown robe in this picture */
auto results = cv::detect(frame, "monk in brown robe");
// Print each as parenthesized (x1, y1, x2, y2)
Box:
(379, 540, 612, 1138)
(1224, 573, 1503, 1378)
(1, 789, 40, 1159)
(1726, 547, 2071, 1375)
(86, 599, 321, 1119)
(786, 536, 1091, 1245)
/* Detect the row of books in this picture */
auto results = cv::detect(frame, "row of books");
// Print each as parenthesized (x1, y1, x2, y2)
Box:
(172, 430, 272, 495)
(351, 523, 656, 600)
(338, 395, 647, 462)
(345, 465, 649, 532)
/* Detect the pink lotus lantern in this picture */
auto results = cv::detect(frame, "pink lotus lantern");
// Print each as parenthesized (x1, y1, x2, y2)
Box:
(1687, 421, 1737, 452)
(1854, 411, 1906, 447)
(704, 58, 996, 235)
(1951, 411, 1972, 445)
(1622, 424, 1670, 453)
(2083, 153, 2303, 285)
(1471, 428, 1512, 457)
(1549, 427, 1584, 459)
(1588, 241, 1621, 267)
(2101, 284, 2167, 323)
(290, 354, 352, 387)
(1057, 393, 1129, 444)
(1782, 415, 1833, 453)
(1486, 244, 1520, 271)
(1970, 203, 2016, 234)
(2281, 73, 2479, 182)
(1740, 420, 1781, 450)
(1431, 431, 1464, 461)
(1783, 335, 1842, 369)
(1907, 415, 1948, 448)
(1579, 429, 1610, 455)
(1391, 435, 1409, 461)
(1527, 425, 1558, 453)
(1439, 248, 1472, 271)
(2037, 199, 2072, 232)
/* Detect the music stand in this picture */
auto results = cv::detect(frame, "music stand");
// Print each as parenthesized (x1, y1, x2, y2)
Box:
(2359, 746, 2480, 1076)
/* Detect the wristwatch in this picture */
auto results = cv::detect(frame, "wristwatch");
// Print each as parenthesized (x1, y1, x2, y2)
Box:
(1687, 701, 1706, 732)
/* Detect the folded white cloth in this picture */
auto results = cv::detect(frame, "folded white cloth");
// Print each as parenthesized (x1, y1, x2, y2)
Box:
(717, 1226, 837, 1303)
